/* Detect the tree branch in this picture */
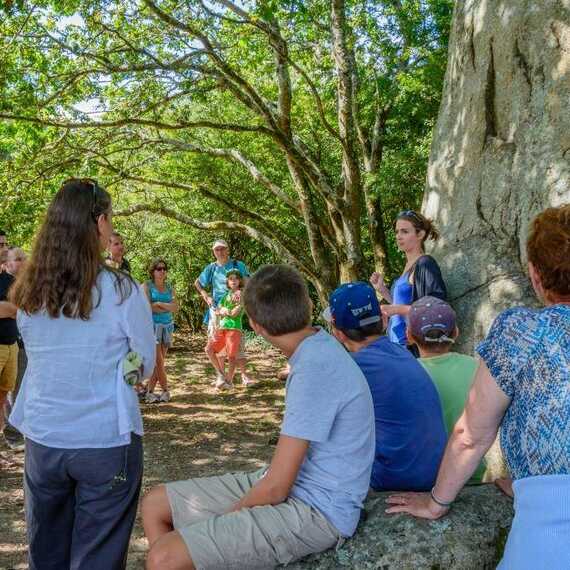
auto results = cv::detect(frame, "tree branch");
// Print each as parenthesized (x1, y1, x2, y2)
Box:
(214, 0, 340, 140)
(0, 113, 272, 135)
(114, 203, 316, 279)
(142, 0, 280, 131)
(89, 157, 307, 261)
(142, 137, 301, 211)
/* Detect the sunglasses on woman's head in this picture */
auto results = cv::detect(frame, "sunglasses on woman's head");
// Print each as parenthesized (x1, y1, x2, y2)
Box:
(398, 210, 422, 221)
(62, 177, 102, 221)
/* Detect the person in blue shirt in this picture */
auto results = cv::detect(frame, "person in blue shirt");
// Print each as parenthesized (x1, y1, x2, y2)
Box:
(194, 239, 252, 384)
(323, 281, 447, 491)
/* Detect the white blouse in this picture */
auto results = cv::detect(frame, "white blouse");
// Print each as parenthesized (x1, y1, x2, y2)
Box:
(10, 270, 156, 448)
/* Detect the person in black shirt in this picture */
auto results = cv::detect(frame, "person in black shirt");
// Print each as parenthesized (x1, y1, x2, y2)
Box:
(0, 230, 8, 271)
(0, 248, 19, 437)
(2, 247, 27, 450)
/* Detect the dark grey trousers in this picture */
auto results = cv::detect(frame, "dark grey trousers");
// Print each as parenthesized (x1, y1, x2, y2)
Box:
(25, 435, 143, 570)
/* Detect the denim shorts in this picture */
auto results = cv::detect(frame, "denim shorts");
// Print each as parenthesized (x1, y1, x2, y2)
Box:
(154, 323, 174, 347)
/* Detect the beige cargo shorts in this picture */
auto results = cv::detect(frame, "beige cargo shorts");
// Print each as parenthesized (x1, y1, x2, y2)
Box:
(165, 467, 341, 569)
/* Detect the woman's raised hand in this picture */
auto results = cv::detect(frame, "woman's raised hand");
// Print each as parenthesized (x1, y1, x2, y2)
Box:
(369, 272, 384, 289)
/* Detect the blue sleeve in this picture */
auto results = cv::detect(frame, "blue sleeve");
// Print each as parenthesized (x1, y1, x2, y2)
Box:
(237, 260, 250, 278)
(281, 371, 338, 443)
(476, 308, 537, 399)
(198, 264, 213, 288)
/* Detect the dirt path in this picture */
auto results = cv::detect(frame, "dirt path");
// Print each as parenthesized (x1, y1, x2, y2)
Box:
(0, 334, 287, 570)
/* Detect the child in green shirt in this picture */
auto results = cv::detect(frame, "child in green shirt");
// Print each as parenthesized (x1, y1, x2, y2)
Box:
(205, 269, 244, 389)
(407, 296, 486, 483)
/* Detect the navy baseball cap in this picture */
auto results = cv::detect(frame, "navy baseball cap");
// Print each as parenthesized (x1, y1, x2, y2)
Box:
(408, 296, 456, 343)
(322, 282, 381, 330)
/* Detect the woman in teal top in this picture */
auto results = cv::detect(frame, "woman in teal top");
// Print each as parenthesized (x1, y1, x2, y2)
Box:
(142, 258, 178, 403)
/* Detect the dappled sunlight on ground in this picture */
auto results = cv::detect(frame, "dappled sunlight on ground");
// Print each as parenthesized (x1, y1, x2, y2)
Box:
(0, 333, 286, 569)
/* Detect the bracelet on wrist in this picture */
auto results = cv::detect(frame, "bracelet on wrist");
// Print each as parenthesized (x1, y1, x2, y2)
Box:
(430, 487, 453, 508)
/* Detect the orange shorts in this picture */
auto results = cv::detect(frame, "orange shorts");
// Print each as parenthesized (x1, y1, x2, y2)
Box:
(207, 329, 242, 359)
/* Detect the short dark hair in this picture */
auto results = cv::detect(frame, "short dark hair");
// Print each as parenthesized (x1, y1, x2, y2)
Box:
(335, 321, 384, 342)
(0, 230, 6, 236)
(243, 264, 311, 336)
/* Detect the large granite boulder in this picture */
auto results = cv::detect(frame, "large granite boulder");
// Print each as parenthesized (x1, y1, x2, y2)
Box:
(289, 485, 513, 569)
(423, 0, 570, 353)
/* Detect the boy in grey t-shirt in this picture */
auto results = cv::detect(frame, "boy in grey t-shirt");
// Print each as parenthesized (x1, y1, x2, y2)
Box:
(142, 265, 375, 569)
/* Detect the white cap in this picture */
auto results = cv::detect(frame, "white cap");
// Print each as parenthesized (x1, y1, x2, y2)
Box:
(212, 239, 229, 249)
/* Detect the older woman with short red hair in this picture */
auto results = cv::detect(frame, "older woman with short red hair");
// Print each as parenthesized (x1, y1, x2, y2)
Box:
(386, 204, 570, 570)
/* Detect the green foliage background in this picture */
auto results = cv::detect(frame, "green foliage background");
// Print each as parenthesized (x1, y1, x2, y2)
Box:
(0, 0, 454, 329)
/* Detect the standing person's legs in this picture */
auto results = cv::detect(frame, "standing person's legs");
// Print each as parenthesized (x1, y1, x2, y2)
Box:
(146, 343, 162, 396)
(4, 343, 26, 446)
(157, 344, 169, 392)
(236, 334, 254, 384)
(69, 435, 143, 570)
(25, 439, 76, 570)
(224, 330, 241, 384)
(0, 343, 18, 432)
(0, 390, 7, 433)
(206, 332, 230, 389)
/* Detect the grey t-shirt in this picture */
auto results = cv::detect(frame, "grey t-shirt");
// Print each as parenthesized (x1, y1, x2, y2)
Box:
(282, 328, 375, 537)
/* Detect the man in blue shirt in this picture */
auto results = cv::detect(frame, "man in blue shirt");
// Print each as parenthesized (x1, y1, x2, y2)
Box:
(323, 282, 447, 491)
(194, 239, 252, 384)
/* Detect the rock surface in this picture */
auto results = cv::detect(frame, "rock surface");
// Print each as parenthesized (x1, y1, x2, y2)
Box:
(289, 485, 513, 570)
(422, 0, 570, 353)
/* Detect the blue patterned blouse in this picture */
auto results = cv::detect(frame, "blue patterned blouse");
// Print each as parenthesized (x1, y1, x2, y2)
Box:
(477, 305, 570, 480)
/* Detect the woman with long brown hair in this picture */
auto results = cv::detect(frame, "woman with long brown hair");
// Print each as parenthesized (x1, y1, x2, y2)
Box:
(9, 178, 156, 570)
(370, 210, 447, 349)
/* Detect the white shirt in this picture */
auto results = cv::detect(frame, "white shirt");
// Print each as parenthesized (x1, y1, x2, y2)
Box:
(10, 270, 156, 448)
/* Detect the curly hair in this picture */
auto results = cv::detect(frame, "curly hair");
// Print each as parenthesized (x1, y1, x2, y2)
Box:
(148, 257, 168, 281)
(527, 204, 570, 298)
(396, 210, 440, 248)
(10, 178, 131, 319)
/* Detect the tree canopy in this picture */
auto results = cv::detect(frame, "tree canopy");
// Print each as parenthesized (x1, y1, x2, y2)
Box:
(0, 0, 453, 316)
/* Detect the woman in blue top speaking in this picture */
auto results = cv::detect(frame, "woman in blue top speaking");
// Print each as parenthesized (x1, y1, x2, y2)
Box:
(9, 178, 156, 570)
(142, 258, 178, 404)
(386, 204, 570, 570)
(370, 210, 447, 349)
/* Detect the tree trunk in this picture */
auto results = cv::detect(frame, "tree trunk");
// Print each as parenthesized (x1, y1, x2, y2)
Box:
(423, 0, 570, 352)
